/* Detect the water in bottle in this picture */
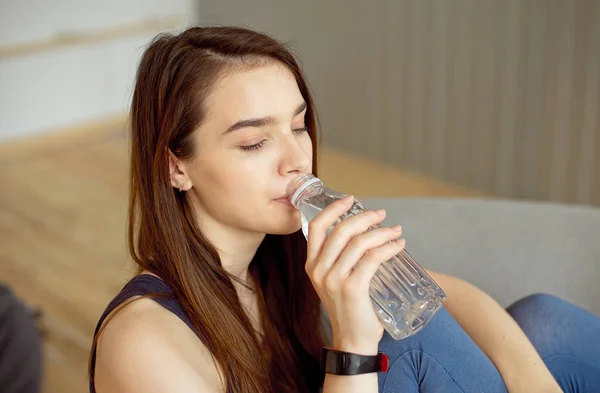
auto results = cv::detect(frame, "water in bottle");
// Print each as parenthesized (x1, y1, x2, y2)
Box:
(287, 173, 446, 340)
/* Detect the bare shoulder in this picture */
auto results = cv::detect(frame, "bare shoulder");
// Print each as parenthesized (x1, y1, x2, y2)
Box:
(94, 297, 225, 393)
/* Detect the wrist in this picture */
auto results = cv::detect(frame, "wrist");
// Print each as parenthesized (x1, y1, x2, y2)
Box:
(331, 337, 379, 356)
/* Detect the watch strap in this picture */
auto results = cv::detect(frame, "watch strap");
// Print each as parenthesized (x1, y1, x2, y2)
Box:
(320, 347, 390, 375)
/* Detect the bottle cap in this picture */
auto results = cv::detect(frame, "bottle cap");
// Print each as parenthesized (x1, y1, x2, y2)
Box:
(289, 176, 322, 206)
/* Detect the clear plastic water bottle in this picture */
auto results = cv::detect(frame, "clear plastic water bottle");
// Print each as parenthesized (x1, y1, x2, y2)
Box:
(287, 174, 446, 340)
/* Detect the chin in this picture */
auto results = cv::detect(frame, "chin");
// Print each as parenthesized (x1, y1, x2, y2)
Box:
(260, 201, 302, 234)
(266, 215, 303, 235)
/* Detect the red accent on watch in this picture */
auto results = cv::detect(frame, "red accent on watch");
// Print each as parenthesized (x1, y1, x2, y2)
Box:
(379, 353, 390, 372)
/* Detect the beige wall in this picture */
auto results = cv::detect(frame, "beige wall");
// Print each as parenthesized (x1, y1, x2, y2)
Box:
(201, 0, 600, 205)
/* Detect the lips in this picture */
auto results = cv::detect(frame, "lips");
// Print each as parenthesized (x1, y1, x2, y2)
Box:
(274, 197, 294, 207)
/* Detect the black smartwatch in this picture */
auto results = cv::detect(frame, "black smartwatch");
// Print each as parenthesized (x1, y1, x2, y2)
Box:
(320, 347, 389, 375)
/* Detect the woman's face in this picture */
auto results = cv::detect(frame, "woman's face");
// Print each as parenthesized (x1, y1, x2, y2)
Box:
(173, 62, 313, 236)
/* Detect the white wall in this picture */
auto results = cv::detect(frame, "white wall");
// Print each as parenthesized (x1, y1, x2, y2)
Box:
(0, 0, 199, 141)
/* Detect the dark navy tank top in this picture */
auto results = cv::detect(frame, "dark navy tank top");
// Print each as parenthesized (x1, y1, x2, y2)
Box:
(89, 274, 199, 393)
(89, 274, 332, 393)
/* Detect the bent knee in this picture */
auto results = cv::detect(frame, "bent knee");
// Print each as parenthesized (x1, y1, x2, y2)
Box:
(506, 293, 579, 358)
(506, 293, 567, 327)
(509, 293, 581, 323)
(507, 293, 565, 311)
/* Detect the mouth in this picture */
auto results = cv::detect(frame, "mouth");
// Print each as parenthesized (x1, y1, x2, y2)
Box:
(274, 197, 294, 207)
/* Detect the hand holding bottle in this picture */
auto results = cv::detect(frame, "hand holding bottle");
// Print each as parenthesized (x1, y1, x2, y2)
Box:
(304, 195, 406, 354)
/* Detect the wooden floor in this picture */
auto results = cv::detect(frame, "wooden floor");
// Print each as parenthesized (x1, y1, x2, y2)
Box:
(0, 122, 486, 393)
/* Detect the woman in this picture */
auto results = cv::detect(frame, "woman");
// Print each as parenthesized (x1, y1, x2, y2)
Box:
(88, 26, 600, 393)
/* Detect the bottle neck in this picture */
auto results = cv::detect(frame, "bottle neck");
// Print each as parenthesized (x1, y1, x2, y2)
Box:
(287, 174, 323, 207)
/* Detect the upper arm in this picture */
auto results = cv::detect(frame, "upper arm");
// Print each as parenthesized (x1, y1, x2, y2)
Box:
(94, 298, 223, 393)
(425, 269, 490, 310)
(425, 269, 457, 291)
(425, 269, 475, 299)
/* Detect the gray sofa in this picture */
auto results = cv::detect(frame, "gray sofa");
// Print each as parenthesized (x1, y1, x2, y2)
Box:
(360, 197, 600, 316)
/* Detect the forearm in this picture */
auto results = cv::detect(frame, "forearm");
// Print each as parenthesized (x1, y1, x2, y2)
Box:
(428, 271, 562, 393)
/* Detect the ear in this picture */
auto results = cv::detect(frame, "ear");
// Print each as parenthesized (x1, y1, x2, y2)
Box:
(167, 149, 192, 192)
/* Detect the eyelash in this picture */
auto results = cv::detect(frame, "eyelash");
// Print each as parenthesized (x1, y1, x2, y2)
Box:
(239, 127, 309, 152)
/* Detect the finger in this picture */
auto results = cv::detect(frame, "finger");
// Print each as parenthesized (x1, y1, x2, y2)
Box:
(328, 225, 403, 281)
(313, 209, 387, 276)
(306, 195, 355, 264)
(343, 239, 407, 297)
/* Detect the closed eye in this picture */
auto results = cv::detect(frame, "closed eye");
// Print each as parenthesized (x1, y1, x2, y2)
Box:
(293, 127, 309, 134)
(239, 140, 266, 152)
(239, 127, 309, 152)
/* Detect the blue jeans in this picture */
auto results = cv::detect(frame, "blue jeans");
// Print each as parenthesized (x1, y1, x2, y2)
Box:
(377, 294, 600, 392)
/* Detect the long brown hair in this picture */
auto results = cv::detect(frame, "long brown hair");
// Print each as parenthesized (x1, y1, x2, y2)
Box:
(89, 26, 326, 393)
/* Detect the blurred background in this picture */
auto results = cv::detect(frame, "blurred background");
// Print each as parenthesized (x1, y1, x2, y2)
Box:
(0, 0, 598, 392)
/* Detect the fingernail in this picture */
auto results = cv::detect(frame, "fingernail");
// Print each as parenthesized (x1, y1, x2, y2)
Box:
(344, 195, 354, 203)
(392, 225, 402, 232)
(376, 209, 386, 215)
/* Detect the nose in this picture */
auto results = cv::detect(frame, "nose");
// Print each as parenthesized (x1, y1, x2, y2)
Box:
(279, 132, 311, 176)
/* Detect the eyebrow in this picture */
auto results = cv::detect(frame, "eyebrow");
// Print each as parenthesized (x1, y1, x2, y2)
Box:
(222, 102, 307, 135)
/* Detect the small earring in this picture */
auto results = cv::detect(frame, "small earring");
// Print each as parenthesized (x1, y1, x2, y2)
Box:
(178, 183, 184, 192)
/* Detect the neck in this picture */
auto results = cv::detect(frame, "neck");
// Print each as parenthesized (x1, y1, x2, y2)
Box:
(192, 201, 266, 282)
